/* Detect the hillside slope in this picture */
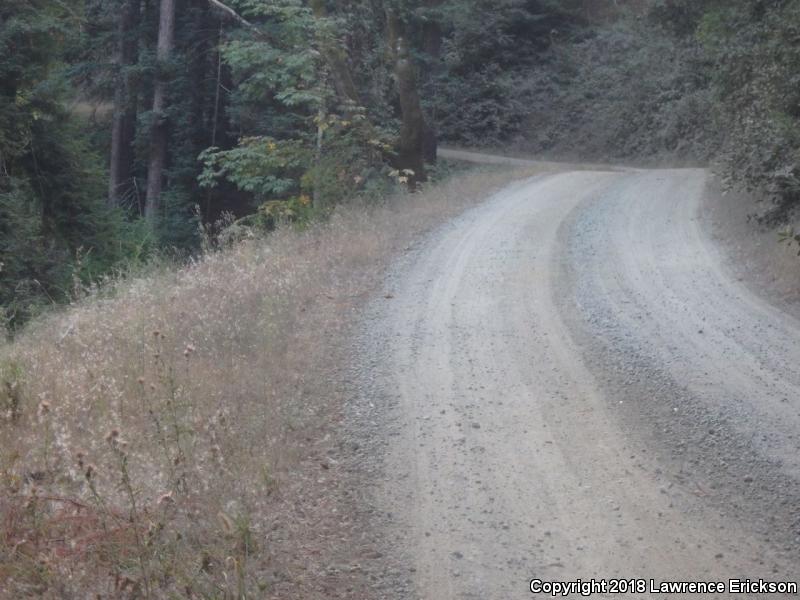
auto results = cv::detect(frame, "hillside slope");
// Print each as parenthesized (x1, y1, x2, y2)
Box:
(0, 166, 546, 599)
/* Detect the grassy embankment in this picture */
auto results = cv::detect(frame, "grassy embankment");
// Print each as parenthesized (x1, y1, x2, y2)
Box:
(0, 163, 548, 598)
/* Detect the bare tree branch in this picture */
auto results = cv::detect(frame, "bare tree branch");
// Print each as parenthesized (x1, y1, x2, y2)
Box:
(206, 0, 264, 37)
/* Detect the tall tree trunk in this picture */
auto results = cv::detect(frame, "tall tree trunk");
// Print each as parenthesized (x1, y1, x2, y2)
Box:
(420, 0, 443, 164)
(386, 10, 428, 189)
(310, 0, 361, 109)
(313, 101, 325, 210)
(421, 0, 444, 69)
(108, 0, 140, 208)
(189, 5, 214, 151)
(210, 23, 223, 148)
(144, 0, 176, 222)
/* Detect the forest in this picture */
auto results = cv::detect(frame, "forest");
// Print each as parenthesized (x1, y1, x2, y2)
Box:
(3, 0, 800, 331)
(4, 1, 800, 598)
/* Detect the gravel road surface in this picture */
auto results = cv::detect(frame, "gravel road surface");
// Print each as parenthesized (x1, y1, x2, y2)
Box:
(350, 165, 800, 598)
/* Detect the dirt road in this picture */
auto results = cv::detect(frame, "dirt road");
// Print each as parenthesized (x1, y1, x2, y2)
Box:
(352, 163, 800, 598)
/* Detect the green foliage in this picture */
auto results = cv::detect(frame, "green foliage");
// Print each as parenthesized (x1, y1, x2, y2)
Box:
(523, 21, 717, 160)
(200, 0, 396, 211)
(432, 63, 527, 146)
(695, 1, 800, 212)
(200, 137, 310, 199)
(426, 0, 581, 145)
(200, 113, 395, 209)
(251, 194, 315, 230)
(304, 113, 396, 205)
(0, 0, 72, 166)
(523, 0, 800, 218)
(11, 0, 800, 330)
(224, 39, 319, 108)
(0, 0, 134, 329)
(197, 0, 324, 216)
(2, 0, 408, 328)
(222, 0, 319, 136)
(648, 0, 721, 36)
(0, 180, 61, 326)
(437, 0, 572, 70)
(0, 358, 25, 418)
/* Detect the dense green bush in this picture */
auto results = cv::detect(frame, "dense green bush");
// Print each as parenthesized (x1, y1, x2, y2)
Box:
(432, 64, 528, 146)
(520, 21, 717, 161)
(697, 1, 800, 215)
(0, 0, 134, 330)
(432, 0, 800, 222)
(427, 0, 581, 146)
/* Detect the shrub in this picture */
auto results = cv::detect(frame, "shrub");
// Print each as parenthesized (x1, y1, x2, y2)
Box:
(520, 21, 717, 162)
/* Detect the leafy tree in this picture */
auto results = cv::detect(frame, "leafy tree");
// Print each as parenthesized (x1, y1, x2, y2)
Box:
(108, 0, 141, 207)
(144, 0, 177, 221)
(423, 0, 581, 145)
(12, 0, 800, 329)
(696, 1, 800, 215)
(0, 0, 125, 329)
(199, 0, 397, 215)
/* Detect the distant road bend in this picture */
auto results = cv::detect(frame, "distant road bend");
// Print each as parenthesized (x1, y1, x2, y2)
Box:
(358, 151, 800, 598)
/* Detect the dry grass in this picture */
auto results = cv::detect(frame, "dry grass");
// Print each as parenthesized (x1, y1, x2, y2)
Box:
(0, 165, 546, 598)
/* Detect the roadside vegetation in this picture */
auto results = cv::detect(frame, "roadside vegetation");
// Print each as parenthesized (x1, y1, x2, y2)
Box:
(0, 165, 545, 598)
(436, 1, 800, 226)
(0, 0, 580, 333)
(4, 0, 800, 595)
(7, 0, 800, 333)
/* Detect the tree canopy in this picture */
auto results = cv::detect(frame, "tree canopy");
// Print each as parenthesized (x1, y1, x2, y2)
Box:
(3, 0, 800, 330)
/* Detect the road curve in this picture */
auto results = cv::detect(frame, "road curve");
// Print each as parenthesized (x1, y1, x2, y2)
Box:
(357, 168, 800, 598)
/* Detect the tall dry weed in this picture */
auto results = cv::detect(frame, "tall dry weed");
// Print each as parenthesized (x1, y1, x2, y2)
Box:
(0, 166, 543, 598)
